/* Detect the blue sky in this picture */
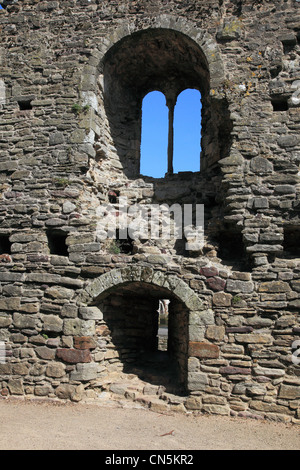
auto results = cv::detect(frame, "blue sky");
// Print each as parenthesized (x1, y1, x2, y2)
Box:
(140, 89, 201, 177)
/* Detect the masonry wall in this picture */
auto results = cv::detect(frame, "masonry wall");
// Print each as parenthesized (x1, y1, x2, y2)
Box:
(0, 0, 299, 423)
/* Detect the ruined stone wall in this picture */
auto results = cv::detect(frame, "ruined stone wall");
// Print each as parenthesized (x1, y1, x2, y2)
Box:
(0, 0, 299, 423)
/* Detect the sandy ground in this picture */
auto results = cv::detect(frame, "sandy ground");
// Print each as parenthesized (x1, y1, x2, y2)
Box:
(0, 398, 299, 451)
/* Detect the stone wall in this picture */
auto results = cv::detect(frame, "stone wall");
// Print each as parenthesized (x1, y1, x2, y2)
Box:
(0, 0, 299, 423)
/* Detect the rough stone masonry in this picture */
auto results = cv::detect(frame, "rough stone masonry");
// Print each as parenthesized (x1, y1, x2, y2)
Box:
(0, 0, 299, 423)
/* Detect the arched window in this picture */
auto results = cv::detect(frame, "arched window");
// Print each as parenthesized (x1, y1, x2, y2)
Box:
(173, 89, 201, 173)
(103, 29, 231, 179)
(140, 91, 168, 178)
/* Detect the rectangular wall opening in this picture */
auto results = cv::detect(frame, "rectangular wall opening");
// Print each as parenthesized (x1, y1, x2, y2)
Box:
(283, 227, 300, 257)
(271, 97, 288, 112)
(18, 99, 33, 111)
(46, 230, 68, 256)
(0, 234, 11, 254)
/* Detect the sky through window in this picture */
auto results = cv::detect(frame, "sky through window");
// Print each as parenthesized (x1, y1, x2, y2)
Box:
(140, 89, 201, 178)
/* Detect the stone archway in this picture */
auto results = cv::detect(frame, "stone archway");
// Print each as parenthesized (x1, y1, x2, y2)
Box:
(77, 265, 213, 393)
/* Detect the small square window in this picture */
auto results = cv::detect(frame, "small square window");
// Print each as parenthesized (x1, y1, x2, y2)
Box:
(46, 230, 68, 256)
(271, 98, 288, 112)
(18, 99, 33, 111)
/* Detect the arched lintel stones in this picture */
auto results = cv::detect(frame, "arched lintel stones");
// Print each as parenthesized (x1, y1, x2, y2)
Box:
(84, 14, 225, 94)
(77, 265, 204, 314)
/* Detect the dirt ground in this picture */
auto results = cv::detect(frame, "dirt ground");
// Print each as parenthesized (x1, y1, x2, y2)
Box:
(0, 398, 299, 451)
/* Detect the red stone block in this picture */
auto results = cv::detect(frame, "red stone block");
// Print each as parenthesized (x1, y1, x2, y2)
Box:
(200, 266, 219, 277)
(56, 348, 91, 363)
(188, 341, 219, 359)
(205, 276, 226, 292)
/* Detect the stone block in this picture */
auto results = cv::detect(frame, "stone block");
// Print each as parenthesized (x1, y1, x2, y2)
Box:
(291, 280, 300, 293)
(79, 306, 103, 320)
(184, 396, 202, 410)
(0, 314, 12, 327)
(279, 384, 300, 399)
(277, 135, 300, 148)
(34, 384, 53, 397)
(205, 277, 226, 292)
(253, 366, 285, 378)
(49, 131, 64, 145)
(189, 341, 219, 359)
(61, 304, 78, 318)
(74, 336, 97, 350)
(55, 384, 77, 400)
(205, 325, 225, 342)
(80, 320, 95, 336)
(70, 363, 99, 381)
(13, 313, 37, 329)
(213, 292, 232, 307)
(56, 348, 92, 363)
(35, 346, 56, 360)
(202, 404, 230, 415)
(189, 309, 214, 326)
(149, 399, 170, 413)
(45, 286, 74, 300)
(46, 362, 66, 378)
(250, 156, 273, 174)
(226, 279, 254, 294)
(259, 281, 291, 293)
(235, 333, 272, 344)
(0, 297, 21, 311)
(188, 324, 205, 342)
(42, 314, 63, 332)
(200, 266, 219, 277)
(63, 318, 82, 336)
(8, 379, 24, 395)
(187, 372, 208, 391)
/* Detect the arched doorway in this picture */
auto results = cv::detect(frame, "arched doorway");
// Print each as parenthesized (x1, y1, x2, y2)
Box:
(79, 266, 205, 394)
(95, 281, 188, 394)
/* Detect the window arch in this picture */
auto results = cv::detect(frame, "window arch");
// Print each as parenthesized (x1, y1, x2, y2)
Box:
(140, 91, 168, 178)
(102, 28, 231, 178)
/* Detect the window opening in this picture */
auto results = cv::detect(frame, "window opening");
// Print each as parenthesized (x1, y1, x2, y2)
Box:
(108, 189, 119, 204)
(271, 97, 288, 112)
(173, 89, 201, 173)
(283, 227, 300, 257)
(18, 99, 33, 111)
(47, 230, 68, 256)
(217, 230, 248, 270)
(140, 91, 168, 178)
(0, 234, 11, 254)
